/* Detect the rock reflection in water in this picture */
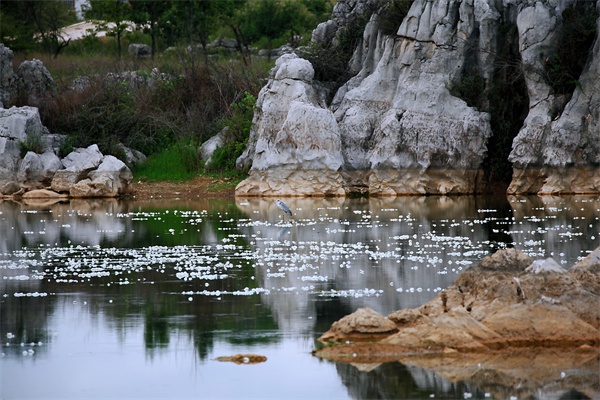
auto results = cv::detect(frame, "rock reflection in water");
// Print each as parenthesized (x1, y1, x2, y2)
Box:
(335, 361, 481, 399)
(331, 349, 598, 400)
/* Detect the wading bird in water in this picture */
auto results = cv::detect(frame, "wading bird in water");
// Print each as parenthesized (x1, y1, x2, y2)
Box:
(275, 199, 293, 218)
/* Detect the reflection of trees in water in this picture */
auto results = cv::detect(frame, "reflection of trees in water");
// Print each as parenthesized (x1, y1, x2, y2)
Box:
(0, 295, 54, 356)
(335, 362, 481, 399)
(0, 198, 249, 250)
(1, 271, 280, 361)
(0, 199, 272, 361)
(2, 195, 599, 368)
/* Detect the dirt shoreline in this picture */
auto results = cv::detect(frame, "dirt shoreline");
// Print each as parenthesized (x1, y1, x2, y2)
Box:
(129, 176, 236, 200)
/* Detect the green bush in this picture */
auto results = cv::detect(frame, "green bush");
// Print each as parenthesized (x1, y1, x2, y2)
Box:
(542, 1, 597, 96)
(206, 91, 256, 173)
(19, 133, 45, 157)
(375, 0, 413, 36)
(38, 54, 267, 170)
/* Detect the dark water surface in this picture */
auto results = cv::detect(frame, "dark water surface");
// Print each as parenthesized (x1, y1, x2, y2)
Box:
(1, 195, 598, 399)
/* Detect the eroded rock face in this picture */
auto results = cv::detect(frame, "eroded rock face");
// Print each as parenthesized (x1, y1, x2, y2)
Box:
(15, 59, 54, 108)
(237, 0, 600, 197)
(236, 54, 346, 196)
(508, 0, 600, 195)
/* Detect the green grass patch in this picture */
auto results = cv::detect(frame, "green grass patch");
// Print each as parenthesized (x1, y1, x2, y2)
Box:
(132, 142, 201, 182)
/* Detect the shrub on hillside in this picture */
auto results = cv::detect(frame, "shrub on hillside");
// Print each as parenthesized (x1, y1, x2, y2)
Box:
(206, 91, 256, 173)
(541, 0, 598, 96)
(38, 55, 267, 167)
(303, 8, 372, 93)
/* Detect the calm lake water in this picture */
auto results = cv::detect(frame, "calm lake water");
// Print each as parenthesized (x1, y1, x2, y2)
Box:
(1, 195, 598, 399)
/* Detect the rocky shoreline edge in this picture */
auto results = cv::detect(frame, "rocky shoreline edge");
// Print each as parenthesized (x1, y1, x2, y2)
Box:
(314, 247, 600, 398)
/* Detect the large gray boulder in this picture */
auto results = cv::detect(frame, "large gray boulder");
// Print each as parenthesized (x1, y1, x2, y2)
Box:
(198, 127, 228, 168)
(53, 150, 133, 198)
(51, 144, 104, 193)
(17, 151, 62, 187)
(15, 59, 54, 107)
(117, 143, 146, 167)
(0, 106, 49, 193)
(61, 144, 103, 170)
(235, 54, 346, 196)
(0, 106, 48, 141)
(71, 155, 133, 197)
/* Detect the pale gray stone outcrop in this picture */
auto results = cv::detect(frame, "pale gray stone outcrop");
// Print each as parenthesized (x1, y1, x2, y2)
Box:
(236, 54, 346, 196)
(236, 0, 600, 197)
(17, 151, 45, 185)
(61, 144, 104, 171)
(199, 127, 228, 168)
(118, 143, 147, 166)
(0, 106, 51, 192)
(15, 59, 54, 107)
(0, 105, 133, 198)
(509, 0, 600, 194)
(0, 47, 139, 198)
(71, 155, 133, 198)
(52, 146, 133, 197)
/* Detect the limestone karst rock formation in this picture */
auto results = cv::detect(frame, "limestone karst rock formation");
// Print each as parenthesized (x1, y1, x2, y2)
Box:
(509, 0, 600, 194)
(0, 107, 134, 198)
(236, 0, 600, 197)
(236, 54, 346, 196)
(314, 247, 600, 399)
(0, 49, 137, 199)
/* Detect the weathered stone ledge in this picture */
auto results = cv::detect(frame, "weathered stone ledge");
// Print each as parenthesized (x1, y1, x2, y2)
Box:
(236, 168, 490, 197)
(315, 247, 600, 356)
(314, 247, 600, 399)
(508, 167, 600, 195)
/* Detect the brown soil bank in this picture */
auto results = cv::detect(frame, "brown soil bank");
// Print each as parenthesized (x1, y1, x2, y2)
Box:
(314, 247, 600, 398)
(130, 177, 235, 200)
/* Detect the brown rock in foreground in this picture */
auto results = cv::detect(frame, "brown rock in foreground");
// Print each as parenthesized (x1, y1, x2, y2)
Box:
(315, 247, 600, 399)
(318, 307, 398, 343)
(317, 247, 600, 353)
